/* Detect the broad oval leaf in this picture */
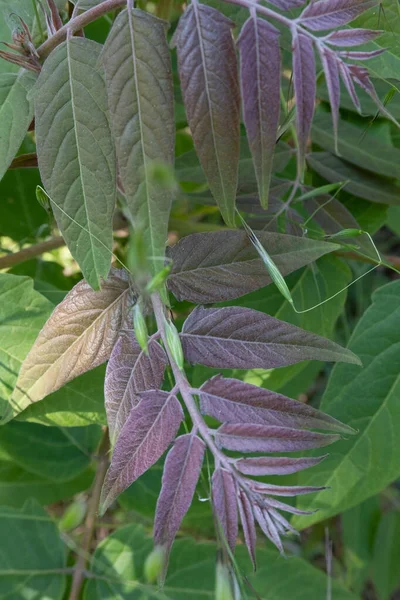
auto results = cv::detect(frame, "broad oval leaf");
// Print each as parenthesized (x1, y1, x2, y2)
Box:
(180, 305, 361, 369)
(100, 390, 184, 513)
(35, 38, 116, 289)
(0, 70, 36, 183)
(238, 17, 280, 208)
(154, 433, 205, 580)
(105, 332, 167, 444)
(300, 0, 376, 31)
(173, 4, 240, 227)
(212, 468, 238, 552)
(200, 375, 354, 434)
(6, 269, 132, 422)
(167, 230, 339, 303)
(102, 9, 175, 274)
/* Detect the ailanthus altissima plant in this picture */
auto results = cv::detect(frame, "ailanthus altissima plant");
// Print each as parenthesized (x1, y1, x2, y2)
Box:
(1, 0, 400, 597)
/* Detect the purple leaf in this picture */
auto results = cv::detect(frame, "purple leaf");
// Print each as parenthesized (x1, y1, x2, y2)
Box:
(338, 48, 386, 60)
(263, 496, 317, 516)
(181, 306, 361, 369)
(238, 16, 280, 208)
(215, 423, 340, 453)
(100, 391, 183, 513)
(200, 375, 353, 434)
(267, 0, 307, 9)
(251, 481, 326, 496)
(167, 230, 339, 303)
(318, 47, 340, 152)
(292, 32, 316, 172)
(253, 503, 283, 553)
(172, 4, 240, 227)
(212, 468, 238, 552)
(300, 0, 377, 31)
(339, 62, 361, 112)
(105, 333, 168, 444)
(235, 455, 327, 476)
(154, 434, 205, 581)
(324, 28, 383, 47)
(237, 490, 257, 569)
(349, 65, 400, 127)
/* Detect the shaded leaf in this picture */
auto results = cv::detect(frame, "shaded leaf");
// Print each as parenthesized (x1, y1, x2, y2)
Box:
(173, 4, 240, 227)
(102, 9, 174, 274)
(154, 434, 205, 577)
(235, 455, 327, 476)
(0, 70, 36, 183)
(35, 38, 116, 289)
(371, 511, 400, 600)
(105, 332, 167, 444)
(318, 48, 340, 149)
(100, 391, 183, 513)
(212, 468, 238, 552)
(167, 230, 339, 303)
(300, 0, 376, 31)
(216, 423, 340, 453)
(292, 32, 316, 171)
(238, 16, 280, 208)
(6, 269, 132, 422)
(181, 305, 361, 369)
(200, 375, 353, 433)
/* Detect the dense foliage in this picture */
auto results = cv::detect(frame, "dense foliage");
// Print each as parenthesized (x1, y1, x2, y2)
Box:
(0, 0, 399, 598)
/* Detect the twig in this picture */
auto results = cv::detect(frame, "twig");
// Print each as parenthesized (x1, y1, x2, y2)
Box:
(69, 429, 110, 600)
(0, 237, 65, 269)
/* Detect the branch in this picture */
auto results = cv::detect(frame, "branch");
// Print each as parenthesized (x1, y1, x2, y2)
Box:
(69, 429, 110, 600)
(0, 237, 65, 270)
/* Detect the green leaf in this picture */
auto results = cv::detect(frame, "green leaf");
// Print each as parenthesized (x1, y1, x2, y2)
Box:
(307, 152, 400, 205)
(84, 524, 359, 599)
(387, 206, 400, 236)
(294, 280, 400, 528)
(0, 422, 101, 482)
(0, 71, 36, 183)
(5, 269, 132, 422)
(0, 461, 93, 507)
(312, 113, 400, 180)
(371, 510, 400, 600)
(0, 499, 66, 599)
(35, 38, 116, 289)
(102, 9, 175, 274)
(0, 168, 47, 241)
(318, 79, 400, 118)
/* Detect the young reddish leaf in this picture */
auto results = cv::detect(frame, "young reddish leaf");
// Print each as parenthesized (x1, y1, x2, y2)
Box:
(105, 332, 167, 444)
(238, 16, 280, 208)
(235, 455, 327, 476)
(7, 269, 132, 421)
(100, 390, 183, 513)
(337, 49, 386, 60)
(292, 32, 316, 173)
(200, 375, 354, 434)
(180, 306, 361, 369)
(215, 423, 340, 453)
(212, 468, 238, 552)
(154, 434, 205, 580)
(300, 0, 376, 31)
(251, 481, 326, 497)
(338, 62, 361, 112)
(172, 3, 240, 227)
(237, 490, 257, 569)
(349, 65, 400, 127)
(324, 28, 383, 46)
(318, 47, 340, 152)
(253, 503, 283, 554)
(167, 230, 339, 303)
(102, 9, 175, 274)
(263, 496, 317, 516)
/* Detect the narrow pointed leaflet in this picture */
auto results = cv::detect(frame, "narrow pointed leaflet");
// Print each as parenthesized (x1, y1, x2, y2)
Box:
(105, 332, 167, 444)
(35, 38, 116, 290)
(173, 2, 240, 227)
(102, 9, 175, 274)
(101, 390, 184, 513)
(293, 32, 316, 175)
(238, 16, 280, 208)
(300, 0, 376, 30)
(212, 468, 238, 553)
(318, 48, 340, 150)
(6, 269, 132, 422)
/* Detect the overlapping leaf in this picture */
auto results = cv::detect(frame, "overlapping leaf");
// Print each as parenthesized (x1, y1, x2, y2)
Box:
(173, 3, 240, 227)
(212, 468, 238, 552)
(167, 230, 339, 303)
(318, 48, 340, 148)
(105, 332, 167, 444)
(6, 269, 132, 422)
(238, 16, 280, 208)
(0, 70, 36, 183)
(102, 8, 175, 274)
(35, 38, 116, 289)
(154, 434, 205, 579)
(180, 306, 361, 369)
(100, 390, 183, 513)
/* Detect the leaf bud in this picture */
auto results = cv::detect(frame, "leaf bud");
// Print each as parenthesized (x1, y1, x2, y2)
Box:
(146, 263, 173, 294)
(133, 302, 149, 355)
(164, 317, 184, 371)
(216, 563, 235, 600)
(144, 546, 165, 584)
